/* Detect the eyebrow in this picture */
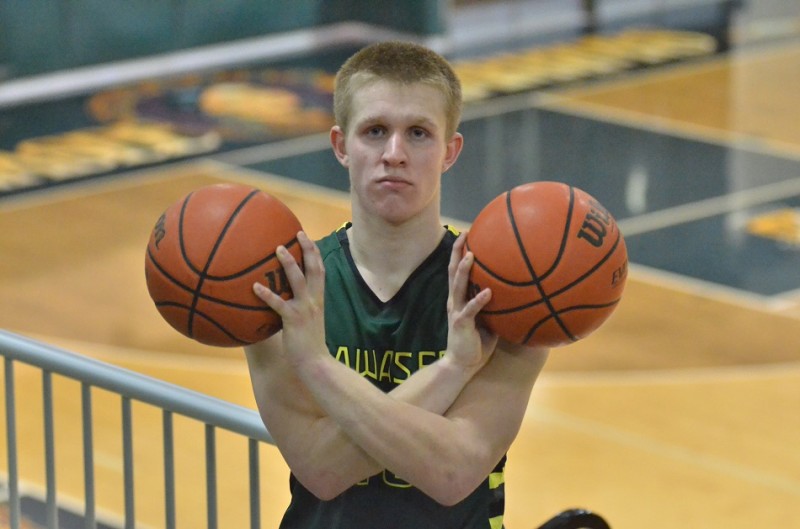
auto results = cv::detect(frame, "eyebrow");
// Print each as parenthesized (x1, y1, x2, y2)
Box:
(357, 114, 440, 130)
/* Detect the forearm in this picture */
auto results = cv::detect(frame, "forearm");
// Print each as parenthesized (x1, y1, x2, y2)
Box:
(290, 351, 487, 504)
(387, 352, 478, 413)
(246, 343, 477, 499)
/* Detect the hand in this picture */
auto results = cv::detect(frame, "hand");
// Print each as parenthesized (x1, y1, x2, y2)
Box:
(253, 231, 327, 366)
(445, 232, 498, 372)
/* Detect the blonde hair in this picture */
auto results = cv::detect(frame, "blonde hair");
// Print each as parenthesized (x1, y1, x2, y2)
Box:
(333, 41, 463, 139)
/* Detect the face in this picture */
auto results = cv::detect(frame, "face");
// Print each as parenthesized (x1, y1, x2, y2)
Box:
(330, 80, 463, 226)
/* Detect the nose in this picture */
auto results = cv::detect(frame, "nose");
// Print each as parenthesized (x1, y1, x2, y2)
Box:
(382, 132, 407, 166)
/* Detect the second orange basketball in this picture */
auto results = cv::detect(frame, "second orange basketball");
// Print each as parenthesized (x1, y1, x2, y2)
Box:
(144, 183, 303, 347)
(466, 181, 628, 347)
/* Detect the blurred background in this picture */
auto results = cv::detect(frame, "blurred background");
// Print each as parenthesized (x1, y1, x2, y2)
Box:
(1, 1, 799, 528)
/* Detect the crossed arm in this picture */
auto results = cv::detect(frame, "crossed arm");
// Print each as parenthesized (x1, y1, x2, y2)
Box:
(244, 232, 549, 505)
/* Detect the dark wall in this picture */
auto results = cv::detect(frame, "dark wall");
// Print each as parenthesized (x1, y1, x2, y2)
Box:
(0, 0, 445, 78)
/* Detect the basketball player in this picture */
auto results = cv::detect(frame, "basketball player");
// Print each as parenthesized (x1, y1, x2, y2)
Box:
(245, 41, 549, 528)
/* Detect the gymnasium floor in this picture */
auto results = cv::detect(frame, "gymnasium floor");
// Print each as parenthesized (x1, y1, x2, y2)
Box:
(1, 32, 800, 529)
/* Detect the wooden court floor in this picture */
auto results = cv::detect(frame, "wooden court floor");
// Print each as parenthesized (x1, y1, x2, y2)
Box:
(2, 39, 800, 529)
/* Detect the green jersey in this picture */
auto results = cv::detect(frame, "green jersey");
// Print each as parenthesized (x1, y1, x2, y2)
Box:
(279, 224, 506, 529)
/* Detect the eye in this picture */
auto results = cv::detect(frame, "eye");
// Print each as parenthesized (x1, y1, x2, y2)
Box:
(365, 125, 385, 138)
(409, 127, 429, 140)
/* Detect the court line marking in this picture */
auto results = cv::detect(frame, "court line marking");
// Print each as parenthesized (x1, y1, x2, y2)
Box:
(208, 133, 332, 168)
(537, 92, 800, 162)
(33, 333, 251, 374)
(0, 478, 134, 529)
(207, 91, 542, 168)
(617, 177, 800, 237)
(556, 38, 800, 98)
(529, 406, 800, 497)
(3, 143, 795, 320)
(0, 147, 341, 213)
(539, 359, 800, 387)
(535, 41, 800, 161)
(198, 158, 352, 204)
(629, 263, 800, 316)
(0, 157, 230, 212)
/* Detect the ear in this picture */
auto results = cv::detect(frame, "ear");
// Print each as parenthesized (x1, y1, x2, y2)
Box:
(330, 126, 349, 168)
(442, 132, 464, 173)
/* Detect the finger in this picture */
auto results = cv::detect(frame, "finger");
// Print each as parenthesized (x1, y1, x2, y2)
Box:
(448, 232, 467, 279)
(465, 286, 492, 315)
(275, 244, 309, 298)
(253, 281, 289, 316)
(454, 286, 491, 323)
(451, 250, 476, 309)
(297, 231, 325, 292)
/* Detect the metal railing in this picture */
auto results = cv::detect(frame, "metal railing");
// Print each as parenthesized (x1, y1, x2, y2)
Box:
(0, 329, 273, 529)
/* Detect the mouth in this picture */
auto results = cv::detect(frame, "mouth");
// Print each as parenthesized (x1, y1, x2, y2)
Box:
(376, 176, 410, 185)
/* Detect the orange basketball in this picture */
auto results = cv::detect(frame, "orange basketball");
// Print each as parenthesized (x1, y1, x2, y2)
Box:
(144, 183, 303, 347)
(466, 181, 628, 347)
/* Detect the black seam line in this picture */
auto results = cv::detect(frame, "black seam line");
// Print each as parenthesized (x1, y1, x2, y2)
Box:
(147, 247, 274, 311)
(471, 186, 577, 286)
(522, 299, 621, 341)
(481, 228, 623, 316)
(156, 302, 248, 345)
(541, 184, 575, 280)
(506, 188, 576, 343)
(187, 188, 261, 337)
(206, 237, 300, 280)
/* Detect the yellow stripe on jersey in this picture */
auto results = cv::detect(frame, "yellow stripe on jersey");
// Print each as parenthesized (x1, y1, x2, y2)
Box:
(489, 515, 504, 529)
(489, 471, 505, 489)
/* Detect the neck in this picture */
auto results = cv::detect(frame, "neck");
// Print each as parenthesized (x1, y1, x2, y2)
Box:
(347, 212, 446, 301)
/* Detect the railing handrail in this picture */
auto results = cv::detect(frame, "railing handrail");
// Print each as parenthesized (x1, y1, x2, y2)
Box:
(0, 329, 273, 444)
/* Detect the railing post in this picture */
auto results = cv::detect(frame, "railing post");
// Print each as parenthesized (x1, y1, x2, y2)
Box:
(249, 438, 261, 529)
(163, 410, 176, 529)
(4, 358, 20, 529)
(205, 424, 218, 529)
(81, 383, 96, 529)
(122, 397, 135, 529)
(43, 370, 59, 529)
(0, 330, 274, 528)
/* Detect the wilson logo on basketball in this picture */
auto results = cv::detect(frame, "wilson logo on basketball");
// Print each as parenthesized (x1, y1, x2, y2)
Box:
(611, 261, 628, 287)
(153, 213, 167, 249)
(465, 181, 628, 347)
(144, 183, 304, 347)
(264, 269, 291, 296)
(576, 200, 613, 248)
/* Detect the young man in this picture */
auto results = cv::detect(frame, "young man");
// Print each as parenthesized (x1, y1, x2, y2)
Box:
(245, 41, 549, 528)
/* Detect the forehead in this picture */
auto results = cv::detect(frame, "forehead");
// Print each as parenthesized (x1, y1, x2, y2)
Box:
(349, 79, 448, 129)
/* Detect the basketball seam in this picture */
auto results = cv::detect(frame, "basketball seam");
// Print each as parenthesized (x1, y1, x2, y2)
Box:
(495, 228, 624, 309)
(183, 188, 261, 338)
(468, 186, 577, 292)
(470, 252, 539, 286)
(481, 229, 624, 324)
(505, 188, 577, 344)
(146, 248, 275, 311)
(482, 296, 622, 316)
(540, 185, 575, 281)
(202, 236, 300, 280)
(155, 301, 248, 345)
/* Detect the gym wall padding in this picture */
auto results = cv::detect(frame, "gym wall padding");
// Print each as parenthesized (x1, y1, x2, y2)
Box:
(0, 0, 444, 79)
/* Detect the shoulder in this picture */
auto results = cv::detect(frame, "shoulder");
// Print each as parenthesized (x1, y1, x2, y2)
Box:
(316, 223, 350, 260)
(433, 225, 459, 257)
(443, 225, 459, 244)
